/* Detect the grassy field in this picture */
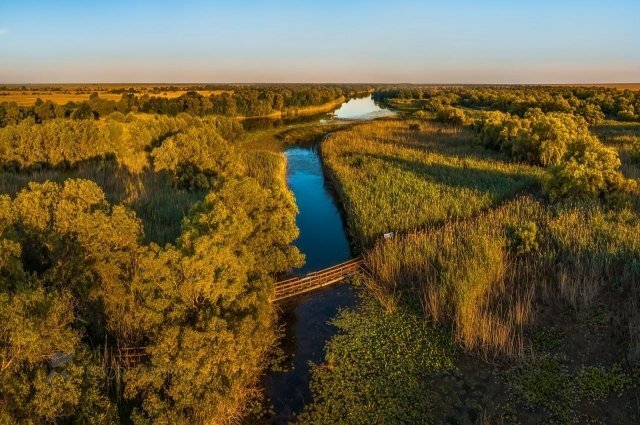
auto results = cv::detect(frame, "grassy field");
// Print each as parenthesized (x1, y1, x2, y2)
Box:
(0, 84, 228, 105)
(593, 120, 640, 180)
(321, 118, 542, 247)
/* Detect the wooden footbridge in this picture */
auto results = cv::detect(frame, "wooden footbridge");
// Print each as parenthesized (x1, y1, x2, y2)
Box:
(272, 256, 365, 302)
(113, 257, 367, 368)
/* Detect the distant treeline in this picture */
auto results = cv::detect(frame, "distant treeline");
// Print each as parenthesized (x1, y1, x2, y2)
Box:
(0, 84, 373, 127)
(373, 86, 640, 123)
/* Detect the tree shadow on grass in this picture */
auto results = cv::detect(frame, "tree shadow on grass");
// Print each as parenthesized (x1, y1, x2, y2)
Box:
(0, 159, 206, 245)
(359, 152, 539, 200)
(593, 122, 640, 142)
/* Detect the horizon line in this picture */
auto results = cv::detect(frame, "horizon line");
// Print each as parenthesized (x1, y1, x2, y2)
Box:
(2, 82, 639, 86)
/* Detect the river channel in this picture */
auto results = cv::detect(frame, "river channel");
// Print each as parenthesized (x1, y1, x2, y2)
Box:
(247, 95, 394, 423)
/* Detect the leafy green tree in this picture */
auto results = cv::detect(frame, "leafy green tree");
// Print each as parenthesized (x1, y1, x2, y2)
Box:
(0, 119, 113, 170)
(1, 102, 22, 126)
(152, 126, 245, 189)
(125, 177, 302, 424)
(576, 102, 605, 125)
(545, 136, 635, 200)
(272, 93, 285, 110)
(33, 99, 58, 122)
(0, 186, 117, 424)
(2, 173, 302, 424)
(70, 102, 95, 120)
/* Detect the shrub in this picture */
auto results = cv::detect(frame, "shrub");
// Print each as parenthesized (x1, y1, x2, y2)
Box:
(413, 110, 429, 120)
(508, 221, 539, 255)
(545, 136, 635, 200)
(576, 364, 631, 401)
(436, 105, 467, 125)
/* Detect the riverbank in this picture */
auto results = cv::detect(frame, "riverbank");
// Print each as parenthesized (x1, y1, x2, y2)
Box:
(236, 96, 346, 120)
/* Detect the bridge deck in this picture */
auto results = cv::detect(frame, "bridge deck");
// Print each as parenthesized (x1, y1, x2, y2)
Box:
(116, 257, 367, 368)
(272, 257, 364, 301)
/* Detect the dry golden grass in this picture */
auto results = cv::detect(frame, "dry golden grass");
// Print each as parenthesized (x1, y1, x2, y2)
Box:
(0, 92, 123, 105)
(555, 83, 640, 91)
(0, 84, 229, 106)
(365, 196, 640, 359)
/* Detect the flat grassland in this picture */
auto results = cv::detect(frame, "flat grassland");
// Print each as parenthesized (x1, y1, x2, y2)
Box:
(0, 83, 229, 105)
(571, 83, 640, 91)
(321, 119, 542, 246)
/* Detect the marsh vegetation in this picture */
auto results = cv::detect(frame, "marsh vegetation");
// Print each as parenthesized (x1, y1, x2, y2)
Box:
(301, 85, 640, 424)
(2, 84, 640, 424)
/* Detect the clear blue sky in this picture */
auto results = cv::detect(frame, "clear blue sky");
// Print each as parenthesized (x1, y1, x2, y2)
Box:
(1, 0, 638, 83)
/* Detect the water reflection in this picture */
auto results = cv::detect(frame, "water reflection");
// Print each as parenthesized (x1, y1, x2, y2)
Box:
(286, 147, 351, 274)
(240, 112, 331, 131)
(332, 95, 395, 120)
(241, 94, 394, 131)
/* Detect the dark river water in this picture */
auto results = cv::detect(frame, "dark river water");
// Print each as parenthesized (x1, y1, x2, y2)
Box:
(260, 95, 393, 423)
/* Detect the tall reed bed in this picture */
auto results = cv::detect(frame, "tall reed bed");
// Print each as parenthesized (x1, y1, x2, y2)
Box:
(365, 196, 640, 361)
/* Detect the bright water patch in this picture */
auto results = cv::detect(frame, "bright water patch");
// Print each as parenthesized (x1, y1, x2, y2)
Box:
(285, 147, 351, 274)
(333, 95, 396, 120)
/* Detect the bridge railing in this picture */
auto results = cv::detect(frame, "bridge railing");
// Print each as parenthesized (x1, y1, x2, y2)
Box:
(273, 257, 364, 301)
(105, 257, 368, 368)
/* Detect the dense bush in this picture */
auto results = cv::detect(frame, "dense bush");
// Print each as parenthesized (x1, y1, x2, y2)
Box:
(435, 105, 468, 125)
(0, 114, 239, 175)
(474, 109, 591, 167)
(471, 108, 634, 200)
(545, 136, 636, 200)
(151, 125, 245, 189)
(0, 119, 112, 170)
